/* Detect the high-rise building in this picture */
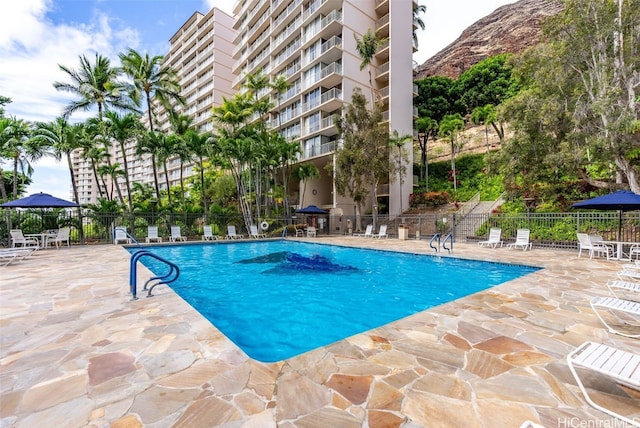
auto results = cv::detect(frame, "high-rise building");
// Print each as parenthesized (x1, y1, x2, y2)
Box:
(231, 0, 415, 216)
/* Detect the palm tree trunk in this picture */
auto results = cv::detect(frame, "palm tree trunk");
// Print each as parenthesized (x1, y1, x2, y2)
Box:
(146, 92, 161, 201)
(163, 160, 172, 208)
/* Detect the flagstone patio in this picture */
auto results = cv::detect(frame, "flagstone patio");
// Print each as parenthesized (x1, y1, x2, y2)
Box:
(1, 238, 639, 428)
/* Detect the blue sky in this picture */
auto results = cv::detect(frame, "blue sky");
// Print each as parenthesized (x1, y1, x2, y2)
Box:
(0, 0, 515, 200)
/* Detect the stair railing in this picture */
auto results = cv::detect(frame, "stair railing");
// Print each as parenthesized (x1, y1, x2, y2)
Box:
(129, 250, 180, 300)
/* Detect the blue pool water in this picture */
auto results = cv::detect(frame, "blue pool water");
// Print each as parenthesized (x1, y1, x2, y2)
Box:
(131, 241, 539, 362)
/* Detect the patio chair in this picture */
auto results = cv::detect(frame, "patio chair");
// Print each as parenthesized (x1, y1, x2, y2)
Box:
(145, 226, 162, 243)
(629, 244, 640, 261)
(10, 229, 39, 248)
(249, 225, 267, 239)
(619, 269, 640, 282)
(306, 226, 317, 237)
(202, 225, 218, 241)
(169, 226, 187, 242)
(225, 225, 243, 240)
(479, 228, 503, 248)
(354, 224, 373, 238)
(589, 234, 613, 260)
(48, 227, 70, 248)
(507, 229, 532, 251)
(590, 296, 640, 338)
(567, 341, 640, 427)
(0, 248, 37, 266)
(608, 280, 640, 302)
(113, 227, 131, 245)
(372, 224, 388, 239)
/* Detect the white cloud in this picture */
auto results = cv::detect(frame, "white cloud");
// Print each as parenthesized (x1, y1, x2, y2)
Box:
(0, 0, 140, 196)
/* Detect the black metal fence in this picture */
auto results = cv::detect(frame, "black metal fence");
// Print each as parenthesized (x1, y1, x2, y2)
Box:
(2, 209, 638, 249)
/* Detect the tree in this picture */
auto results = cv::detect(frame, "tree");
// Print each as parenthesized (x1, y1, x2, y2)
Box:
(184, 130, 216, 216)
(0, 117, 45, 199)
(438, 113, 465, 193)
(389, 130, 413, 214)
(330, 88, 388, 230)
(104, 111, 142, 211)
(354, 29, 384, 104)
(415, 116, 438, 188)
(470, 104, 502, 154)
(120, 49, 184, 200)
(54, 53, 133, 121)
(413, 3, 427, 48)
(414, 76, 457, 121)
(452, 54, 520, 115)
(294, 163, 320, 207)
(502, 0, 640, 193)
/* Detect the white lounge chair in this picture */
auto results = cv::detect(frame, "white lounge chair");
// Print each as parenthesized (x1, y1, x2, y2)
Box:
(113, 227, 131, 245)
(590, 296, 640, 338)
(354, 225, 373, 238)
(479, 228, 503, 248)
(145, 226, 162, 243)
(202, 225, 218, 241)
(306, 226, 317, 237)
(0, 248, 37, 266)
(48, 227, 70, 248)
(225, 225, 243, 240)
(608, 280, 640, 302)
(619, 269, 640, 282)
(10, 229, 39, 248)
(507, 229, 532, 251)
(567, 341, 640, 427)
(249, 225, 266, 239)
(373, 224, 388, 239)
(169, 226, 187, 242)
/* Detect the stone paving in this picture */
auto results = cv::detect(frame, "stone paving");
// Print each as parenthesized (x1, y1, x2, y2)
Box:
(1, 237, 639, 428)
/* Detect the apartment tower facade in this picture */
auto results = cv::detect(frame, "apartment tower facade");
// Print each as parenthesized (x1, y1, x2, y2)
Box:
(231, 0, 415, 217)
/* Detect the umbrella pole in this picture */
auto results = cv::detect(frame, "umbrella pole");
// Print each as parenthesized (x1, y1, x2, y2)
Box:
(618, 210, 622, 241)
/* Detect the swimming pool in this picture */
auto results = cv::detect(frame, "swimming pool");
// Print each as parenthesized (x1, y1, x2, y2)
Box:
(132, 241, 539, 362)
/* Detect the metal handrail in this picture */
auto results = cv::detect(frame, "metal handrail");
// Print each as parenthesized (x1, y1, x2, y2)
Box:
(129, 250, 180, 300)
(429, 233, 440, 252)
(442, 233, 454, 253)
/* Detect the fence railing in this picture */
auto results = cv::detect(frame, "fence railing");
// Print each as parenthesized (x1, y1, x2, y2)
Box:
(2, 210, 638, 249)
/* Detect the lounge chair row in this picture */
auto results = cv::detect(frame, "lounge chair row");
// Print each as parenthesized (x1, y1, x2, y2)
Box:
(566, 265, 639, 426)
(113, 225, 269, 244)
(353, 224, 388, 239)
(477, 228, 531, 250)
(0, 247, 39, 267)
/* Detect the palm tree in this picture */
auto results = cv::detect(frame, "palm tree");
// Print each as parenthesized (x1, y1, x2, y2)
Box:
(270, 75, 291, 132)
(389, 130, 413, 214)
(104, 111, 142, 211)
(0, 117, 45, 198)
(294, 163, 320, 207)
(184, 130, 216, 216)
(415, 116, 438, 189)
(119, 48, 184, 133)
(354, 29, 384, 104)
(54, 53, 134, 121)
(438, 113, 465, 193)
(120, 48, 184, 201)
(413, 3, 427, 48)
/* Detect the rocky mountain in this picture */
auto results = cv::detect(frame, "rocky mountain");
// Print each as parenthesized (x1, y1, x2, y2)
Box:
(414, 0, 563, 80)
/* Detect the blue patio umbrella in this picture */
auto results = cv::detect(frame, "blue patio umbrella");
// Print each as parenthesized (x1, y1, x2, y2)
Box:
(0, 192, 79, 208)
(295, 205, 328, 214)
(572, 190, 640, 239)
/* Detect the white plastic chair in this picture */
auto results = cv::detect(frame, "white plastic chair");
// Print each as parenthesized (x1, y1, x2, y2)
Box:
(170, 226, 187, 242)
(202, 225, 218, 241)
(479, 228, 503, 248)
(373, 225, 388, 239)
(48, 227, 70, 248)
(113, 227, 131, 245)
(10, 229, 39, 248)
(249, 225, 266, 239)
(225, 225, 243, 240)
(306, 226, 317, 237)
(145, 226, 162, 243)
(590, 296, 640, 338)
(507, 229, 532, 251)
(567, 341, 640, 427)
(354, 224, 373, 238)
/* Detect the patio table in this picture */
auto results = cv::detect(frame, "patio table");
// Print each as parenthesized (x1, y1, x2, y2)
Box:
(25, 231, 58, 249)
(602, 240, 640, 260)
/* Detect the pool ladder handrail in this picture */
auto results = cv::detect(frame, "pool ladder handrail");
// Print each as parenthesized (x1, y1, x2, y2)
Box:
(429, 233, 454, 254)
(129, 250, 180, 300)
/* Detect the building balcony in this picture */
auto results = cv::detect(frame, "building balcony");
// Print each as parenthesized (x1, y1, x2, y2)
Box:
(375, 0, 389, 15)
(376, 13, 389, 37)
(375, 62, 389, 81)
(302, 9, 342, 45)
(272, 0, 303, 34)
(301, 88, 343, 114)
